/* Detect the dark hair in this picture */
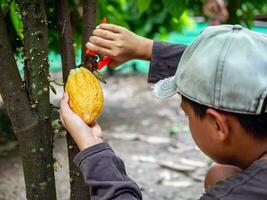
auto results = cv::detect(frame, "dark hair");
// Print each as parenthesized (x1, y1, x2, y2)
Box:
(182, 96, 267, 137)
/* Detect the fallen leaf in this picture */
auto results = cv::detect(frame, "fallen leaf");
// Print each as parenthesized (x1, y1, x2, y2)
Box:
(159, 160, 196, 172)
(180, 158, 207, 168)
(131, 155, 157, 164)
(161, 180, 192, 187)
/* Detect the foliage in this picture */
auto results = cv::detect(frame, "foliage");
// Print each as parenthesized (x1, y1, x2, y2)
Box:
(1, 0, 266, 54)
(97, 0, 196, 37)
(226, 0, 267, 27)
(1, 0, 196, 54)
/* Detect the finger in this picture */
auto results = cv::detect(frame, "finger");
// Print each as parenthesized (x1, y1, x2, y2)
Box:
(85, 42, 113, 57)
(93, 123, 101, 131)
(60, 114, 66, 127)
(92, 123, 103, 138)
(107, 61, 119, 69)
(89, 36, 115, 50)
(64, 92, 69, 101)
(59, 103, 66, 127)
(60, 93, 73, 117)
(93, 29, 118, 41)
(59, 102, 66, 127)
(97, 23, 123, 33)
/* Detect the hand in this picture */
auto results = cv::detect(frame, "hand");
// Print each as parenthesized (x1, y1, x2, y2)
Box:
(86, 23, 153, 68)
(60, 93, 103, 151)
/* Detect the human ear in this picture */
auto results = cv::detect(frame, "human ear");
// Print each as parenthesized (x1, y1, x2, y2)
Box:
(206, 109, 230, 141)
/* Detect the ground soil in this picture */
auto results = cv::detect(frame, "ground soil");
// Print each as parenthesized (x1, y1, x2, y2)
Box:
(0, 73, 211, 200)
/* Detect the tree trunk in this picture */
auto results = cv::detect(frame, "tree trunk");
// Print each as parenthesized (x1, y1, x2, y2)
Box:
(82, 0, 98, 62)
(16, 1, 57, 199)
(56, 0, 90, 199)
(0, 10, 36, 133)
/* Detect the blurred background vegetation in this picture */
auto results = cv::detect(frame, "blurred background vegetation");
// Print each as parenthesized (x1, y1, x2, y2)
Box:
(0, 0, 266, 71)
(0, 0, 267, 152)
(0, 0, 266, 74)
(1, 0, 266, 54)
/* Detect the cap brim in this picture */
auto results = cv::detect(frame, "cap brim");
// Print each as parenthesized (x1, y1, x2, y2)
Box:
(153, 76, 177, 98)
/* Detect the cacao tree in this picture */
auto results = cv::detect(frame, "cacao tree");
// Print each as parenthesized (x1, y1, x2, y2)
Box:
(56, 0, 97, 199)
(0, 0, 56, 199)
(0, 0, 97, 199)
(0, 0, 266, 199)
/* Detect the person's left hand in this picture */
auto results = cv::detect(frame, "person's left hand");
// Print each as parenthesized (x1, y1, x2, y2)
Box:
(60, 93, 103, 151)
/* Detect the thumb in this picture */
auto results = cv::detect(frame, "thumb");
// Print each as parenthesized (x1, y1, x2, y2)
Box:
(63, 92, 69, 101)
(60, 93, 72, 115)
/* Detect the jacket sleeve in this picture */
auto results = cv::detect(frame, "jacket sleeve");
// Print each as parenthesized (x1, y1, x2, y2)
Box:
(73, 142, 142, 200)
(148, 41, 187, 83)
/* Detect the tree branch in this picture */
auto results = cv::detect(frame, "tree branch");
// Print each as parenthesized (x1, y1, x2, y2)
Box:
(56, 0, 90, 199)
(82, 0, 98, 62)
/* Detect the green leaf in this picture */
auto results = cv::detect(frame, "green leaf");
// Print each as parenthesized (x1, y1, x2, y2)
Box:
(0, 0, 4, 7)
(10, 1, 24, 40)
(137, 0, 151, 13)
(50, 85, 57, 95)
(179, 10, 195, 29)
(0, 0, 11, 16)
(162, 0, 186, 18)
(53, 80, 65, 86)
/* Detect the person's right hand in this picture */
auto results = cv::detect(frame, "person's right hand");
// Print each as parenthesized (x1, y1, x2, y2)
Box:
(86, 24, 153, 68)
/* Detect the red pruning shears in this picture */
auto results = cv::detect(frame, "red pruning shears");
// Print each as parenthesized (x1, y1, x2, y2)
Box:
(86, 18, 112, 70)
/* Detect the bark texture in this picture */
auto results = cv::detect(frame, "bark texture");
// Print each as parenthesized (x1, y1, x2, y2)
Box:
(82, 0, 97, 62)
(56, 0, 90, 199)
(16, 1, 57, 199)
(0, 10, 36, 132)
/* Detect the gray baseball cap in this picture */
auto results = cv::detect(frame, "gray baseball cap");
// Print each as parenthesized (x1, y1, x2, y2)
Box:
(153, 25, 267, 115)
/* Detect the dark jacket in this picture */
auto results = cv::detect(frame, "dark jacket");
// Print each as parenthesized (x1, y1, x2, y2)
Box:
(74, 41, 267, 200)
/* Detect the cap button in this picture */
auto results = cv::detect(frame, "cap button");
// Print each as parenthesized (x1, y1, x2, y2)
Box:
(233, 24, 243, 30)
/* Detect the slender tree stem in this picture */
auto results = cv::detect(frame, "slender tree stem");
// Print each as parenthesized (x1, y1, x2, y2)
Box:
(56, 0, 90, 199)
(82, 0, 98, 62)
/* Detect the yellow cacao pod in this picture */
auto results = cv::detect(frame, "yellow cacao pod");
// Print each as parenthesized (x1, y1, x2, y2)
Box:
(65, 67, 104, 125)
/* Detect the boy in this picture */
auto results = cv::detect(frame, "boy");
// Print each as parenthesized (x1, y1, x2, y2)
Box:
(60, 24, 267, 199)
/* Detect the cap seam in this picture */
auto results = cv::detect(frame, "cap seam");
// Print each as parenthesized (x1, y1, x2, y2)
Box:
(220, 33, 235, 108)
(255, 88, 267, 114)
(214, 32, 234, 108)
(213, 36, 227, 106)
